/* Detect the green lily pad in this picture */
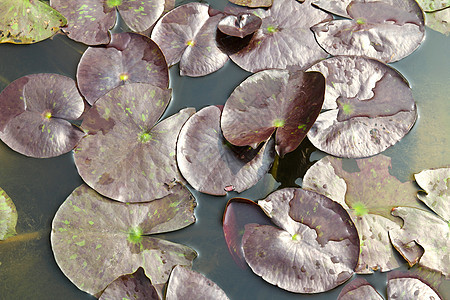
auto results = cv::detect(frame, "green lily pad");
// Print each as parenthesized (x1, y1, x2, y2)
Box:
(425, 8, 450, 36)
(417, 0, 449, 12)
(0, 187, 17, 241)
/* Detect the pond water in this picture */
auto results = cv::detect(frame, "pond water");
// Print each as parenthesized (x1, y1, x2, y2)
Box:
(0, 2, 449, 299)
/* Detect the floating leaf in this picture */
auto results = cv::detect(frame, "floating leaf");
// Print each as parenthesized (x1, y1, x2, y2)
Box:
(166, 265, 230, 300)
(425, 8, 450, 35)
(221, 69, 325, 157)
(218, 13, 262, 38)
(228, 0, 273, 8)
(312, 1, 425, 63)
(242, 188, 359, 293)
(176, 105, 275, 196)
(0, 0, 66, 44)
(307, 56, 417, 158)
(227, 0, 332, 72)
(75, 83, 193, 203)
(303, 155, 422, 273)
(51, 184, 197, 296)
(0, 73, 85, 158)
(151, 3, 228, 77)
(77, 32, 169, 106)
(337, 278, 383, 299)
(0, 187, 17, 241)
(417, 0, 449, 12)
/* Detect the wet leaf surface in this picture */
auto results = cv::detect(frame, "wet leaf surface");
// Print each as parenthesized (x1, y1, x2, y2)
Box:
(51, 184, 197, 296)
(0, 0, 66, 44)
(0, 187, 17, 241)
(307, 56, 417, 158)
(177, 105, 275, 195)
(75, 83, 193, 203)
(77, 32, 169, 105)
(337, 278, 383, 299)
(151, 3, 228, 77)
(387, 271, 443, 299)
(242, 188, 359, 293)
(221, 69, 325, 157)
(0, 73, 85, 158)
(166, 265, 230, 300)
(218, 13, 262, 38)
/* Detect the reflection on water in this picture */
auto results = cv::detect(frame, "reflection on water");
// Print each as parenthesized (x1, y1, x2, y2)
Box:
(0, 11, 448, 300)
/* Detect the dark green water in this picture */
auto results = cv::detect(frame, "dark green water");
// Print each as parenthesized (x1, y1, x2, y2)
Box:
(0, 2, 449, 299)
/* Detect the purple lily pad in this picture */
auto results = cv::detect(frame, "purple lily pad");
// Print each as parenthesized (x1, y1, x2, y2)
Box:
(221, 69, 325, 157)
(0, 0, 67, 44)
(303, 155, 422, 273)
(218, 13, 262, 38)
(51, 184, 197, 296)
(0, 73, 85, 158)
(0, 187, 17, 241)
(312, 1, 425, 63)
(307, 56, 417, 158)
(226, 0, 332, 73)
(337, 278, 383, 299)
(74, 83, 194, 203)
(151, 3, 229, 77)
(77, 32, 169, 106)
(99, 268, 159, 300)
(176, 105, 275, 196)
(387, 272, 443, 299)
(50, 0, 165, 45)
(242, 188, 359, 293)
(166, 265, 230, 300)
(228, 0, 273, 8)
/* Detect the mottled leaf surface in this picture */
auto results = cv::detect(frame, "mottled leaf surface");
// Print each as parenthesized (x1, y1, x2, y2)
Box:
(75, 83, 193, 203)
(151, 3, 228, 77)
(0, 187, 17, 241)
(242, 188, 359, 293)
(337, 278, 383, 300)
(218, 13, 262, 38)
(77, 32, 169, 105)
(166, 265, 230, 300)
(229, 0, 273, 8)
(177, 105, 275, 195)
(0, 76, 27, 132)
(227, 0, 332, 72)
(417, 0, 449, 12)
(0, 73, 85, 158)
(307, 56, 417, 158)
(387, 272, 443, 299)
(221, 70, 325, 157)
(51, 184, 197, 296)
(0, 0, 66, 44)
(426, 8, 450, 36)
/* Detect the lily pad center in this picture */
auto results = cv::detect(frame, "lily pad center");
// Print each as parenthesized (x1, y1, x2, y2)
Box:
(43, 111, 52, 119)
(119, 73, 129, 81)
(127, 226, 143, 244)
(352, 202, 368, 216)
(267, 25, 279, 33)
(139, 131, 152, 143)
(273, 119, 285, 127)
(107, 0, 123, 8)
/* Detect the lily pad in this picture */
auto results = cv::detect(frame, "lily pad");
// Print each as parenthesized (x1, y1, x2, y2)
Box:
(387, 272, 443, 299)
(176, 105, 275, 196)
(221, 69, 325, 157)
(74, 83, 193, 203)
(0, 73, 85, 158)
(151, 3, 229, 77)
(218, 13, 262, 38)
(166, 265, 230, 300)
(50, 0, 165, 45)
(337, 278, 383, 299)
(242, 188, 359, 293)
(51, 184, 197, 296)
(426, 8, 450, 35)
(0, 187, 17, 241)
(312, 1, 425, 63)
(303, 155, 422, 273)
(77, 32, 169, 105)
(228, 0, 273, 8)
(0, 0, 66, 44)
(417, 0, 449, 12)
(227, 0, 332, 72)
(307, 56, 417, 158)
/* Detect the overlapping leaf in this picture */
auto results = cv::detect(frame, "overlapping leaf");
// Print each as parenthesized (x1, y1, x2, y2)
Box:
(51, 184, 197, 296)
(74, 83, 193, 203)
(425, 8, 450, 35)
(228, 0, 273, 8)
(307, 56, 417, 158)
(0, 187, 17, 241)
(417, 0, 449, 12)
(221, 69, 325, 157)
(218, 13, 262, 38)
(337, 278, 383, 299)
(77, 32, 169, 105)
(151, 3, 229, 77)
(0, 73, 85, 158)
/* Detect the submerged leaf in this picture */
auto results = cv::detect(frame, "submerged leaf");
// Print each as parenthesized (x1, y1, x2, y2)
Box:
(218, 13, 262, 38)
(0, 187, 17, 241)
(0, 0, 66, 44)
(337, 278, 383, 299)
(51, 184, 197, 296)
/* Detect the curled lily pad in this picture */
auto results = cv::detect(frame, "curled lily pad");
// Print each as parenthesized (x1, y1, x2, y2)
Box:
(218, 13, 262, 38)
(307, 56, 417, 158)
(166, 265, 230, 300)
(51, 184, 197, 296)
(50, 0, 165, 45)
(221, 69, 325, 157)
(77, 32, 169, 105)
(74, 83, 193, 203)
(303, 155, 422, 273)
(337, 278, 383, 299)
(0, 0, 66, 44)
(0, 73, 85, 158)
(227, 0, 332, 72)
(0, 187, 17, 241)
(312, 1, 425, 63)
(176, 105, 275, 195)
(151, 3, 228, 77)
(242, 188, 359, 293)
